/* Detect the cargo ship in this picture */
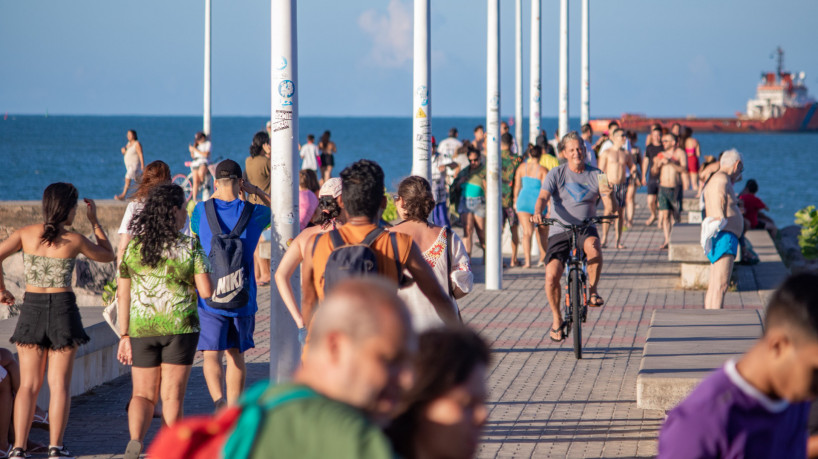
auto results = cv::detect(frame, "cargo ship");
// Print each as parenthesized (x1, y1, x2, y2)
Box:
(591, 48, 818, 133)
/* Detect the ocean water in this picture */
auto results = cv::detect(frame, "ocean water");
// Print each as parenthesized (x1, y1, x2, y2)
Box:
(0, 115, 815, 227)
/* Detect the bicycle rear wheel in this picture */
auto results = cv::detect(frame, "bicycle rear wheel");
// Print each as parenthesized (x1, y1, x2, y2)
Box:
(172, 174, 193, 202)
(570, 268, 583, 359)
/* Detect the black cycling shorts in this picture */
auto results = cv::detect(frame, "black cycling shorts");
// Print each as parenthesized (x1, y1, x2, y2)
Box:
(545, 227, 600, 265)
(130, 332, 200, 368)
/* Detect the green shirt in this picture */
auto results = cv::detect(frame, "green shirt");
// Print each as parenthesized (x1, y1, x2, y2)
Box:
(501, 149, 522, 208)
(250, 383, 394, 459)
(118, 235, 210, 338)
(459, 165, 486, 198)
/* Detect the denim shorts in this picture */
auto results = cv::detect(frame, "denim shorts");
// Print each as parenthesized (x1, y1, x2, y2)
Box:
(10, 292, 90, 350)
(459, 196, 486, 218)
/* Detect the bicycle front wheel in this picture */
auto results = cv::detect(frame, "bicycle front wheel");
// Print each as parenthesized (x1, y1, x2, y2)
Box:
(172, 174, 193, 202)
(570, 268, 583, 359)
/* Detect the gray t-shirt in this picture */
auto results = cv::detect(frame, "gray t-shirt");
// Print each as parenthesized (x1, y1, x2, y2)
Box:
(543, 164, 601, 236)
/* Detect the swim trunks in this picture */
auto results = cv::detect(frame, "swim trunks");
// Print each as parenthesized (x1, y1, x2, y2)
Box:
(658, 186, 677, 212)
(611, 177, 629, 208)
(706, 231, 739, 263)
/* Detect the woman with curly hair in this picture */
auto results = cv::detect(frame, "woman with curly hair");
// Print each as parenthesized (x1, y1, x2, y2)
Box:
(391, 176, 473, 330)
(117, 160, 180, 265)
(387, 327, 490, 459)
(116, 184, 212, 459)
(274, 177, 345, 344)
(0, 183, 114, 459)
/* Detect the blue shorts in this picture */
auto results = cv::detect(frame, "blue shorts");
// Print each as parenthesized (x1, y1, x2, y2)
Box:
(197, 307, 255, 353)
(707, 231, 739, 264)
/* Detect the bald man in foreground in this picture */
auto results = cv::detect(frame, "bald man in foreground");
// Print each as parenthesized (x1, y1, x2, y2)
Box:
(245, 278, 416, 458)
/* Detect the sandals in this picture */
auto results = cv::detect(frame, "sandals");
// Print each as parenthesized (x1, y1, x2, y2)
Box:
(549, 322, 566, 342)
(589, 293, 605, 307)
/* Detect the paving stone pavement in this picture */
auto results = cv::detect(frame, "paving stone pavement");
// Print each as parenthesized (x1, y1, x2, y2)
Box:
(27, 195, 767, 458)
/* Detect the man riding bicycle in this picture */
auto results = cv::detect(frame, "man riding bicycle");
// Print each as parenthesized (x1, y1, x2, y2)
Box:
(532, 131, 613, 343)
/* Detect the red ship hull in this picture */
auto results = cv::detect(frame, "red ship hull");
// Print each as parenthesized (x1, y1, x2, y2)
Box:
(590, 103, 818, 134)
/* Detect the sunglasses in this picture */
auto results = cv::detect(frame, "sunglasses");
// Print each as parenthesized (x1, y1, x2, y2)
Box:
(392, 194, 400, 202)
(469, 158, 481, 163)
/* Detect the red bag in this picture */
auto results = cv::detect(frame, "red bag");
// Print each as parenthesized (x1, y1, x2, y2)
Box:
(146, 406, 240, 459)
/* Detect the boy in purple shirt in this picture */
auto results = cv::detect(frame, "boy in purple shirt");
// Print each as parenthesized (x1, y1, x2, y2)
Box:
(658, 272, 818, 459)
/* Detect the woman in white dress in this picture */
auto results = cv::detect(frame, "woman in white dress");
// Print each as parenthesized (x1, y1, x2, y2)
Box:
(391, 176, 473, 331)
(116, 130, 145, 201)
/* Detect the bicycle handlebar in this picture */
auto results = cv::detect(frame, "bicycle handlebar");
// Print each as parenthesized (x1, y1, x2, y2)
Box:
(535, 215, 618, 230)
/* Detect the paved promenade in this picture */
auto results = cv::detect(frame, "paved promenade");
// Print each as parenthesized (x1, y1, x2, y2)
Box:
(27, 195, 767, 458)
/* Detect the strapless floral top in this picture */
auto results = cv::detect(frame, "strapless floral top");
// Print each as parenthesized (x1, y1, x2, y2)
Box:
(23, 253, 76, 288)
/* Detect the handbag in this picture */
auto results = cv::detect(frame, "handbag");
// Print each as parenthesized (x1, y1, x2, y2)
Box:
(103, 294, 120, 338)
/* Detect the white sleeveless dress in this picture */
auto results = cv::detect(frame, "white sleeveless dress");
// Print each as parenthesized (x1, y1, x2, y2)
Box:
(124, 142, 141, 180)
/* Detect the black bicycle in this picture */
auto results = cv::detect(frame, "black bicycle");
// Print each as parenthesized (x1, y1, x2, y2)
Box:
(537, 215, 617, 359)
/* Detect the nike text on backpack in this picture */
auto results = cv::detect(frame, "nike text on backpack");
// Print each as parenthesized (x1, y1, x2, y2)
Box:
(204, 199, 255, 310)
(315, 227, 405, 297)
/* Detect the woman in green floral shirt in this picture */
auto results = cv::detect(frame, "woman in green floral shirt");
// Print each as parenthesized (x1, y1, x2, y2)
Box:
(116, 184, 211, 459)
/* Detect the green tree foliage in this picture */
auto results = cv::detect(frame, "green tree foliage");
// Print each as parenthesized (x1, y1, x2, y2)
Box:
(795, 205, 818, 260)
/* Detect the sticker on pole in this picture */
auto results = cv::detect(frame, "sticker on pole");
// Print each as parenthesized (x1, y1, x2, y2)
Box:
(416, 108, 426, 119)
(278, 80, 294, 106)
(416, 85, 429, 106)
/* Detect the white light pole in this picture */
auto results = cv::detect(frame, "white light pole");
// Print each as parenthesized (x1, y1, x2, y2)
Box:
(486, 0, 501, 291)
(412, 0, 431, 180)
(581, 0, 590, 126)
(529, 0, 541, 146)
(558, 0, 569, 138)
(514, 0, 523, 150)
(269, 0, 300, 381)
(203, 0, 211, 137)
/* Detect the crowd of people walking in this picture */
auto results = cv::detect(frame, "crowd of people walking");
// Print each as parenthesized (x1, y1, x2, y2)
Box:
(0, 118, 797, 459)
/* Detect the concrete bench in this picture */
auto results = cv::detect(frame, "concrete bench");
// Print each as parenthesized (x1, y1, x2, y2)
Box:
(636, 309, 763, 411)
(669, 223, 708, 263)
(0, 308, 127, 408)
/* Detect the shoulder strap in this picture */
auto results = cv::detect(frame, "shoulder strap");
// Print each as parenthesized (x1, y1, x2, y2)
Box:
(228, 202, 256, 238)
(223, 383, 317, 459)
(361, 227, 385, 246)
(446, 227, 453, 298)
(204, 199, 223, 236)
(312, 232, 325, 256)
(390, 232, 404, 286)
(329, 228, 346, 249)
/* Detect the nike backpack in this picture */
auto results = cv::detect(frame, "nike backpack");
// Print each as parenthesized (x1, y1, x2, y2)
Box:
(204, 199, 254, 310)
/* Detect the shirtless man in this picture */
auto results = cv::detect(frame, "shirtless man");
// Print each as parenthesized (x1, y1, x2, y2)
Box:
(652, 133, 687, 249)
(598, 128, 637, 249)
(642, 125, 664, 226)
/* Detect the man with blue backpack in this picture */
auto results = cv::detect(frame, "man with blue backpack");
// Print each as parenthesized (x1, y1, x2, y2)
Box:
(191, 159, 271, 410)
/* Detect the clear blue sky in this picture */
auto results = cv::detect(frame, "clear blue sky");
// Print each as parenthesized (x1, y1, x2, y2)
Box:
(2, 0, 816, 118)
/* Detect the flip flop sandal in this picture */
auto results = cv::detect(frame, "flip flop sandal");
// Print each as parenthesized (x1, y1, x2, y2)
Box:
(549, 322, 566, 342)
(589, 293, 605, 307)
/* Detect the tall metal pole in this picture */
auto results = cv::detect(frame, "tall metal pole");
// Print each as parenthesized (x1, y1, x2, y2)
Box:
(529, 0, 541, 146)
(514, 0, 523, 151)
(412, 0, 431, 180)
(580, 0, 590, 125)
(486, 0, 501, 291)
(558, 0, 569, 138)
(269, 0, 299, 381)
(203, 0, 211, 137)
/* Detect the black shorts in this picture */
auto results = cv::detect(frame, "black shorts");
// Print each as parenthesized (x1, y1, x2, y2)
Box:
(320, 153, 334, 168)
(130, 332, 200, 368)
(646, 178, 660, 195)
(11, 292, 90, 350)
(545, 227, 600, 265)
